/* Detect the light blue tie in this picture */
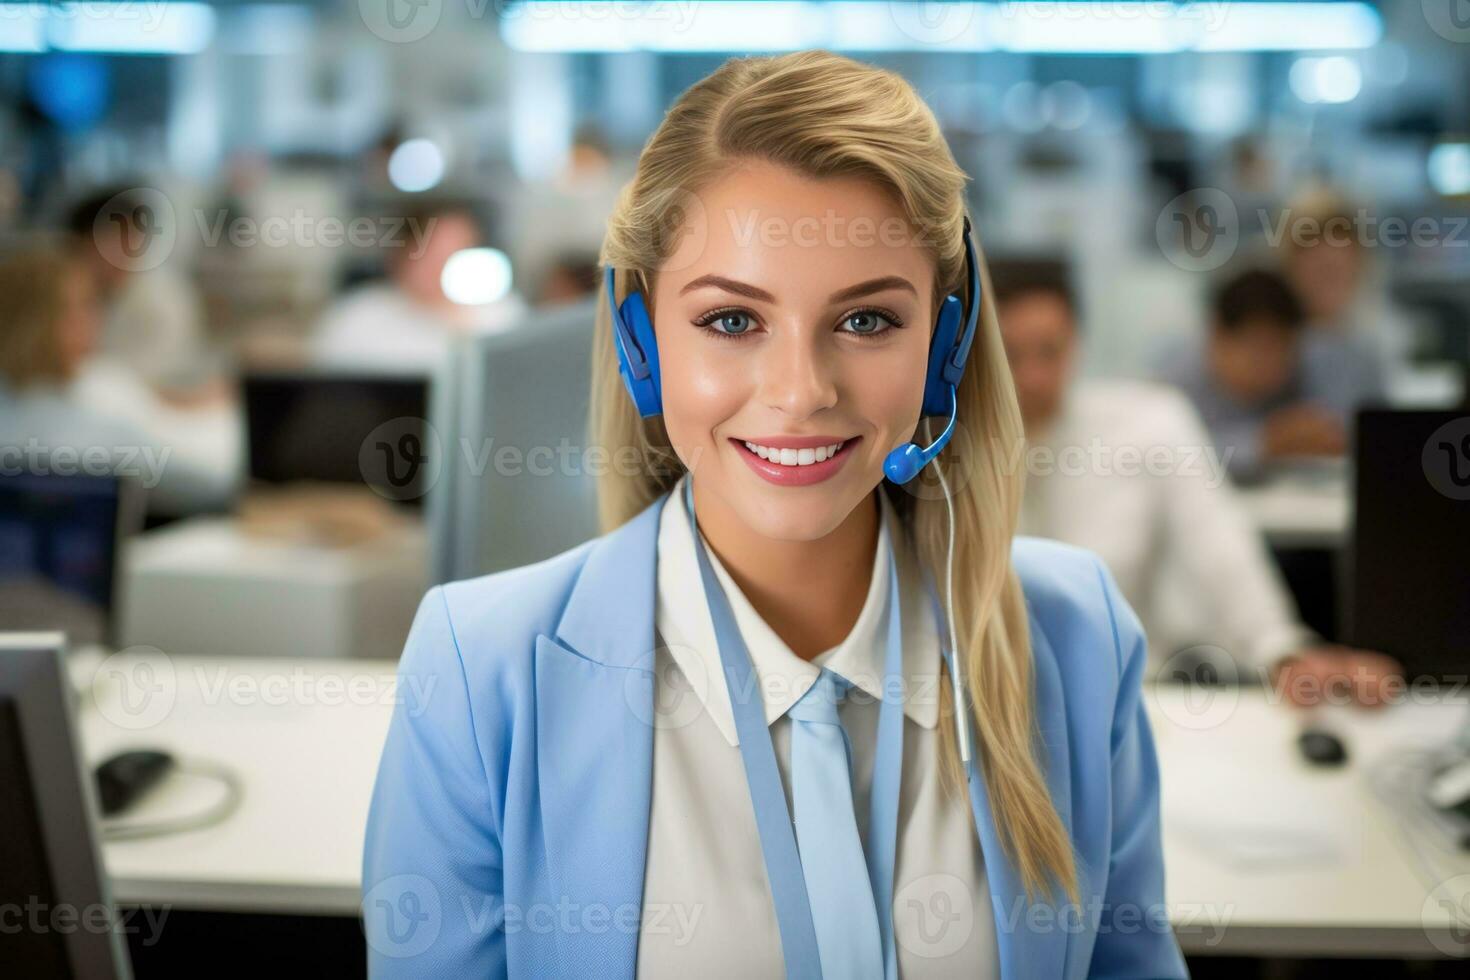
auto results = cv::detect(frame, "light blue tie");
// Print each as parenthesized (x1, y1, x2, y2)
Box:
(789, 668, 885, 980)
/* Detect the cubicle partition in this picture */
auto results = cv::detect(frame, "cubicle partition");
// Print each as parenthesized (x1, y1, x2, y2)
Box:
(430, 300, 602, 585)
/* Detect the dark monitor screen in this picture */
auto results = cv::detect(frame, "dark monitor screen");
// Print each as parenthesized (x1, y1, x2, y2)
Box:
(1349, 410, 1470, 680)
(242, 373, 431, 507)
(0, 473, 128, 647)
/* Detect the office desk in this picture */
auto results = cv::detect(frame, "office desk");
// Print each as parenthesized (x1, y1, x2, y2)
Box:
(84, 654, 1470, 957)
(120, 516, 427, 661)
(1150, 685, 1468, 958)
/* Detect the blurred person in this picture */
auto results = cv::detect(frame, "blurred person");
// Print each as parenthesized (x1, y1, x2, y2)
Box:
(513, 124, 626, 304)
(0, 166, 20, 230)
(65, 186, 213, 391)
(1280, 188, 1411, 416)
(0, 246, 239, 515)
(537, 249, 600, 305)
(1218, 137, 1280, 235)
(1161, 268, 1345, 480)
(312, 199, 526, 372)
(998, 259, 1399, 705)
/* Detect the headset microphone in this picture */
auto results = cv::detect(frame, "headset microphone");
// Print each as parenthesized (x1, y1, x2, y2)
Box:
(882, 386, 956, 484)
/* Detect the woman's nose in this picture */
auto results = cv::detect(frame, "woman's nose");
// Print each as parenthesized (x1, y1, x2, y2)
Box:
(757, 331, 839, 420)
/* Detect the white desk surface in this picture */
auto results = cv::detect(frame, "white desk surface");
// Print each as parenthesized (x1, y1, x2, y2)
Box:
(81, 652, 398, 916)
(81, 654, 1470, 958)
(1149, 684, 1468, 958)
(1236, 477, 1350, 549)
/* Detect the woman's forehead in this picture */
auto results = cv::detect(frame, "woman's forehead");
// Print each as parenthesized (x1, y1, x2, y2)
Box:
(660, 162, 936, 297)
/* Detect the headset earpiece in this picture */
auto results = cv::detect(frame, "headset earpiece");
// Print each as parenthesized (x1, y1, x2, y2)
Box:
(922, 296, 964, 417)
(604, 267, 663, 418)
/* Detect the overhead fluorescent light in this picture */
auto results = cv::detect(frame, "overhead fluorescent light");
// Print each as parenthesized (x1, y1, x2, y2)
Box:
(0, 3, 216, 55)
(500, 2, 1383, 55)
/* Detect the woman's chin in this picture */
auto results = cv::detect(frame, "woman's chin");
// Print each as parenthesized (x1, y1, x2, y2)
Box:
(726, 482, 873, 544)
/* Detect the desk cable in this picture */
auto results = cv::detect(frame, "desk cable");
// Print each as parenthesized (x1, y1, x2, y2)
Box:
(100, 758, 245, 842)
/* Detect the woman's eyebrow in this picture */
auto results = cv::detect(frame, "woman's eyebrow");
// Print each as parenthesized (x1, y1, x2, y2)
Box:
(678, 274, 776, 302)
(828, 276, 918, 303)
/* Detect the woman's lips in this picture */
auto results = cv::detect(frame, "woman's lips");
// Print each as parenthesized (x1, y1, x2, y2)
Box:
(729, 436, 861, 487)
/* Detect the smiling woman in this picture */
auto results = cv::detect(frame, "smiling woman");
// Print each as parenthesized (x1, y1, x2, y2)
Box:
(364, 50, 1187, 980)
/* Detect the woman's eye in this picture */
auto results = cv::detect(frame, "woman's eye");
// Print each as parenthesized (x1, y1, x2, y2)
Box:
(700, 310, 754, 335)
(840, 310, 897, 336)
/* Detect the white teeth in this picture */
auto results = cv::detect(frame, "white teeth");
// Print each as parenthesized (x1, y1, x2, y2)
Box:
(742, 440, 847, 466)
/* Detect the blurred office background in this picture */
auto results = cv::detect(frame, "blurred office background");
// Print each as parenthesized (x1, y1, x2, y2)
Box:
(2, 1, 1470, 977)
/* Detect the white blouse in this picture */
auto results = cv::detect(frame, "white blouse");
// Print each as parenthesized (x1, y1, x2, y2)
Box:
(635, 476, 998, 979)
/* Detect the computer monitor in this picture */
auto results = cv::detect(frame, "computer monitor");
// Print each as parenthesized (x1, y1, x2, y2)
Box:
(0, 633, 131, 978)
(431, 301, 601, 583)
(1349, 410, 1470, 680)
(0, 473, 141, 648)
(242, 371, 432, 507)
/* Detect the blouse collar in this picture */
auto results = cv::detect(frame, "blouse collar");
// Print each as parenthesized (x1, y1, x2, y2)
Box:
(654, 473, 941, 746)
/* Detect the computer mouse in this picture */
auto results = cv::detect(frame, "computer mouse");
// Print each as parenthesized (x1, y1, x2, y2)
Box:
(95, 749, 175, 816)
(1297, 728, 1348, 767)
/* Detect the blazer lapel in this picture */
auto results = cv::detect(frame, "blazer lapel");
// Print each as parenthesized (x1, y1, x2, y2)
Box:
(533, 493, 668, 979)
(964, 603, 1075, 980)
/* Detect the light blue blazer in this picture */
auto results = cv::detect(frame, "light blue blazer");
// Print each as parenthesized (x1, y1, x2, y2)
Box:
(363, 491, 1189, 979)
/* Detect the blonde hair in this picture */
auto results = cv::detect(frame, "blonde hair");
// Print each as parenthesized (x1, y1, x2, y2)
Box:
(1280, 185, 1364, 254)
(0, 246, 78, 389)
(592, 51, 1077, 902)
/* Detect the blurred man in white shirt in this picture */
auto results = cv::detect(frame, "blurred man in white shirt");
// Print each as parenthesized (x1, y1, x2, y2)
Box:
(993, 259, 1399, 706)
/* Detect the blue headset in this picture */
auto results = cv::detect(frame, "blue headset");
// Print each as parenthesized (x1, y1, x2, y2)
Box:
(603, 217, 982, 485)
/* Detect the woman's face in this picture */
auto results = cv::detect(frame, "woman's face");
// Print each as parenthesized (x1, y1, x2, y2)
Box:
(651, 160, 937, 543)
(1286, 239, 1362, 324)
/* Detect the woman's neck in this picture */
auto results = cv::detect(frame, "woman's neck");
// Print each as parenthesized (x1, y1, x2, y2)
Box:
(690, 481, 880, 661)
